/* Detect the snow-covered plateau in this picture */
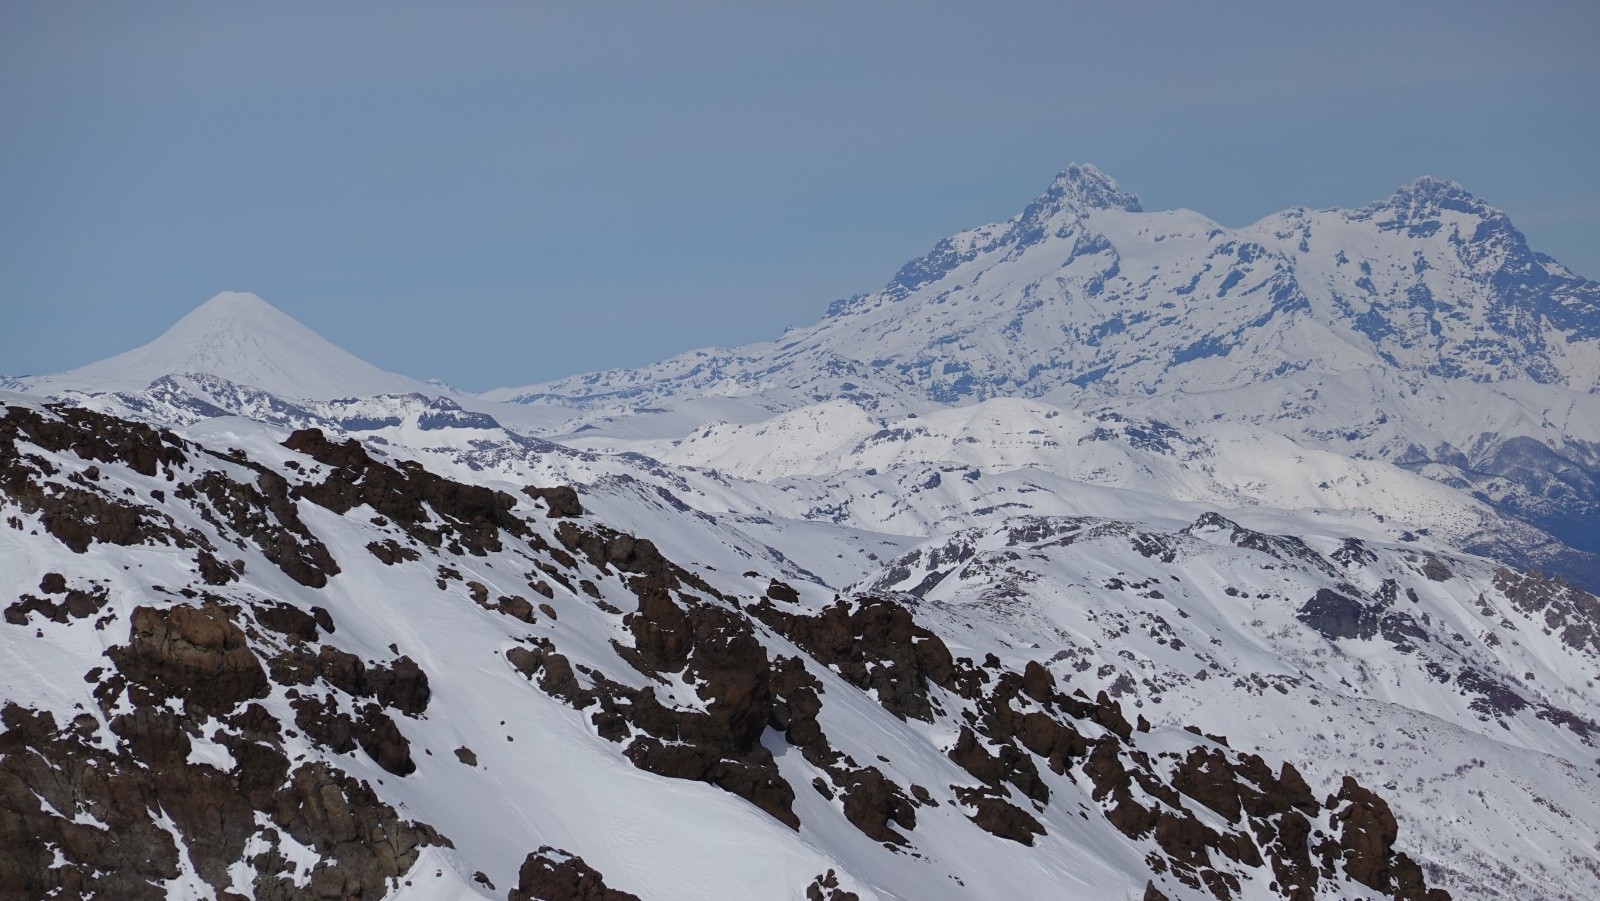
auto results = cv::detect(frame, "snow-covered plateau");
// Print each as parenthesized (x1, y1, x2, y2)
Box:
(4, 163, 1599, 900)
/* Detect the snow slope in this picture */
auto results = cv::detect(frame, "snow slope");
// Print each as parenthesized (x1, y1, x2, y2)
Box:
(2, 396, 1476, 900)
(592, 396, 1586, 585)
(858, 514, 1600, 898)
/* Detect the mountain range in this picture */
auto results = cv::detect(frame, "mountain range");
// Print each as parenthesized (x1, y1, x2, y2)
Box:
(494, 164, 1600, 584)
(4, 164, 1599, 900)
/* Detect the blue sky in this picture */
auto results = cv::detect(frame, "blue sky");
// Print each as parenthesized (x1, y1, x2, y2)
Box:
(3, 1, 1597, 389)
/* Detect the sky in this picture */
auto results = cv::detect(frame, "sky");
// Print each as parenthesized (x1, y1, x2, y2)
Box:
(2, 1, 1597, 391)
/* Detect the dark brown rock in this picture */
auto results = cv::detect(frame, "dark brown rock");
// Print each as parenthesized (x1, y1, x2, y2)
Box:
(750, 596, 963, 722)
(285, 427, 527, 556)
(523, 484, 584, 518)
(509, 846, 641, 901)
(367, 539, 421, 565)
(176, 469, 340, 588)
(805, 869, 860, 901)
(499, 595, 537, 623)
(954, 787, 1045, 846)
(111, 604, 269, 716)
(836, 766, 917, 845)
(253, 601, 325, 643)
(5, 582, 110, 626)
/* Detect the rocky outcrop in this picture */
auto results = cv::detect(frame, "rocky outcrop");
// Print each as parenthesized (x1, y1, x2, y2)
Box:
(1297, 588, 1379, 641)
(5, 575, 110, 625)
(746, 590, 1448, 898)
(523, 484, 584, 518)
(1494, 566, 1600, 655)
(3, 598, 444, 900)
(284, 427, 527, 556)
(0, 549, 452, 901)
(0, 704, 185, 900)
(507, 600, 800, 828)
(0, 405, 202, 555)
(177, 469, 339, 588)
(508, 534, 1452, 898)
(1328, 777, 1447, 901)
(805, 869, 860, 901)
(750, 594, 971, 721)
(508, 847, 641, 901)
(109, 603, 270, 716)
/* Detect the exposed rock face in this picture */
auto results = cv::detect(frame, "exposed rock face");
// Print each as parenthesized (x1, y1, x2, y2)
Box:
(177, 468, 339, 588)
(523, 484, 584, 518)
(1493, 566, 1600, 655)
(0, 404, 337, 588)
(749, 590, 1451, 898)
(805, 869, 860, 901)
(284, 427, 528, 556)
(5, 575, 110, 626)
(1, 703, 185, 900)
(750, 594, 964, 722)
(1329, 777, 1446, 901)
(1297, 588, 1379, 641)
(508, 847, 641, 901)
(516, 518, 1451, 897)
(1, 405, 200, 555)
(0, 403, 188, 486)
(1, 599, 445, 901)
(512, 521, 803, 829)
(111, 603, 270, 716)
(0, 404, 457, 898)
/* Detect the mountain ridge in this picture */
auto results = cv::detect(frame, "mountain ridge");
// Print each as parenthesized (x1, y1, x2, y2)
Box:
(495, 165, 1598, 407)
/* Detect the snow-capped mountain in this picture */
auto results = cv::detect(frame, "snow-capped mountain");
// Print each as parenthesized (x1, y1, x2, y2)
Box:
(18, 291, 432, 402)
(490, 164, 1600, 587)
(498, 164, 1600, 407)
(1254, 176, 1599, 386)
(5, 161, 1600, 900)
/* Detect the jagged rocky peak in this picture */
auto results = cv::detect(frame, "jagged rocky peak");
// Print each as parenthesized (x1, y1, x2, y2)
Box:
(1040, 162, 1143, 213)
(875, 162, 1141, 302)
(1349, 173, 1506, 231)
(1391, 174, 1485, 210)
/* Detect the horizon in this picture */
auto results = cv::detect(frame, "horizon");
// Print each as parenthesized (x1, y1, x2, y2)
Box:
(3, 2, 1597, 390)
(3, 166, 1574, 398)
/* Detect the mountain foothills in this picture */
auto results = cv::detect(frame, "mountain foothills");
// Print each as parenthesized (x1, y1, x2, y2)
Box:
(4, 165, 1600, 901)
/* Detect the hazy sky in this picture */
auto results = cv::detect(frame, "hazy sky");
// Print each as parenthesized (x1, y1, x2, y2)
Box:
(3, 2, 1597, 390)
